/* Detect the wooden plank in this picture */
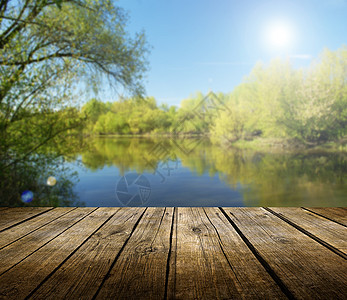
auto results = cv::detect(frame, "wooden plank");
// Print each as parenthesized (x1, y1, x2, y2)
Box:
(95, 207, 173, 300)
(29, 207, 146, 300)
(0, 208, 118, 299)
(0, 207, 52, 231)
(166, 207, 279, 299)
(0, 207, 95, 275)
(0, 207, 75, 249)
(0, 207, 8, 211)
(202, 207, 286, 299)
(222, 207, 347, 299)
(303, 207, 347, 226)
(269, 207, 347, 254)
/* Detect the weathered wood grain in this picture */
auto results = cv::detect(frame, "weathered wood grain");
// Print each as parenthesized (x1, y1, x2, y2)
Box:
(0, 207, 75, 250)
(268, 207, 347, 254)
(0, 208, 95, 275)
(95, 207, 173, 300)
(0, 207, 52, 231)
(203, 207, 286, 299)
(222, 207, 347, 299)
(0, 208, 118, 299)
(168, 207, 266, 299)
(30, 207, 146, 300)
(303, 207, 347, 226)
(0, 207, 345, 300)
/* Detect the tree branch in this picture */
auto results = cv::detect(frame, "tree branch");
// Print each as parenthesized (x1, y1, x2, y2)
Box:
(4, 116, 82, 169)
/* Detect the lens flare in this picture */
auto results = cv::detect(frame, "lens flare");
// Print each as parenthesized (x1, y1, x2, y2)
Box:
(21, 190, 34, 203)
(47, 176, 57, 186)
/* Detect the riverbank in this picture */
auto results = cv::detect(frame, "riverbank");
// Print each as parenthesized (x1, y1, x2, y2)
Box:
(228, 137, 347, 153)
(84, 133, 347, 153)
(228, 137, 347, 152)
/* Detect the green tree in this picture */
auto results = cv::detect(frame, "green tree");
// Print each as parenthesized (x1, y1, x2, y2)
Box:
(0, 0, 149, 203)
(211, 86, 261, 143)
(1, 0, 149, 149)
(81, 99, 110, 124)
(81, 98, 110, 133)
(245, 59, 292, 138)
(211, 104, 247, 143)
(280, 46, 347, 144)
(174, 93, 211, 134)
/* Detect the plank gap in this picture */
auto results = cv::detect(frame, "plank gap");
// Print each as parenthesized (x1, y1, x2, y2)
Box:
(0, 208, 77, 251)
(164, 207, 175, 300)
(0, 207, 54, 233)
(302, 207, 347, 228)
(203, 208, 243, 287)
(0, 208, 98, 278)
(265, 207, 347, 260)
(24, 207, 120, 299)
(91, 207, 148, 300)
(218, 207, 296, 300)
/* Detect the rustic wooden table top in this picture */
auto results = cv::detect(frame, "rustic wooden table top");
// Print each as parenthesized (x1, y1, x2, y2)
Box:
(0, 207, 346, 299)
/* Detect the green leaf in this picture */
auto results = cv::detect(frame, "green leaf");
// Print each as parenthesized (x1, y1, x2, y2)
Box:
(54, 0, 63, 9)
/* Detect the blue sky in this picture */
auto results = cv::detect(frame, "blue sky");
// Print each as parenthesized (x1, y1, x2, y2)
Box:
(110, 0, 347, 106)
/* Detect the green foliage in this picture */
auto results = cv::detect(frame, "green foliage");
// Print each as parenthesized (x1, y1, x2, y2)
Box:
(211, 46, 347, 145)
(0, 0, 149, 203)
(1, 0, 345, 209)
(81, 96, 177, 135)
(0, 148, 83, 207)
(81, 99, 109, 124)
(244, 59, 293, 137)
(84, 46, 346, 145)
(279, 46, 347, 144)
(1, 0, 149, 156)
(211, 86, 259, 142)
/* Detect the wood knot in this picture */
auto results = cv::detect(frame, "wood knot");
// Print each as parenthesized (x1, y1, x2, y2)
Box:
(135, 245, 157, 255)
(143, 246, 157, 254)
(192, 227, 201, 233)
(272, 236, 291, 244)
(110, 230, 122, 235)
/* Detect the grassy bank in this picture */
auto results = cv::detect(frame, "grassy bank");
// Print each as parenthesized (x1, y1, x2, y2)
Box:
(84, 133, 347, 153)
(227, 137, 347, 153)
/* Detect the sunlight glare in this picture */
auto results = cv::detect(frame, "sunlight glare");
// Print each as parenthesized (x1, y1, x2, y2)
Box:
(265, 21, 294, 49)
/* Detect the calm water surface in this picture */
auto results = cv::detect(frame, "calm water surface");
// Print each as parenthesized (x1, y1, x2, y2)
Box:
(66, 137, 346, 206)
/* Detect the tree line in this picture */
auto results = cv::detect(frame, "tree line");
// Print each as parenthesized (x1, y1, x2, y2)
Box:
(81, 45, 346, 146)
(0, 0, 345, 205)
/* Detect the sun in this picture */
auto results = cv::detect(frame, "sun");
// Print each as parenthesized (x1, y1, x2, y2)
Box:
(265, 21, 294, 49)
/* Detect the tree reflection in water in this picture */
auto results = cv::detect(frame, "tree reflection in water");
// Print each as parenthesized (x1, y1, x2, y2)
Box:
(77, 137, 346, 207)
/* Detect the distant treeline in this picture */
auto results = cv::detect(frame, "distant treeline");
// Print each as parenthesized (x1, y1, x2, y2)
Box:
(81, 46, 346, 145)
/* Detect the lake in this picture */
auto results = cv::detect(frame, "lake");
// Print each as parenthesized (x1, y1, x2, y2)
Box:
(63, 136, 346, 207)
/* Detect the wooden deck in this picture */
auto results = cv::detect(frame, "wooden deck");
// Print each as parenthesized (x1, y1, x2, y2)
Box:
(0, 207, 346, 299)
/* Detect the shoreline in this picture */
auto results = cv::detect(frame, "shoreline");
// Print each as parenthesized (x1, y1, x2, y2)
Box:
(83, 134, 347, 153)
